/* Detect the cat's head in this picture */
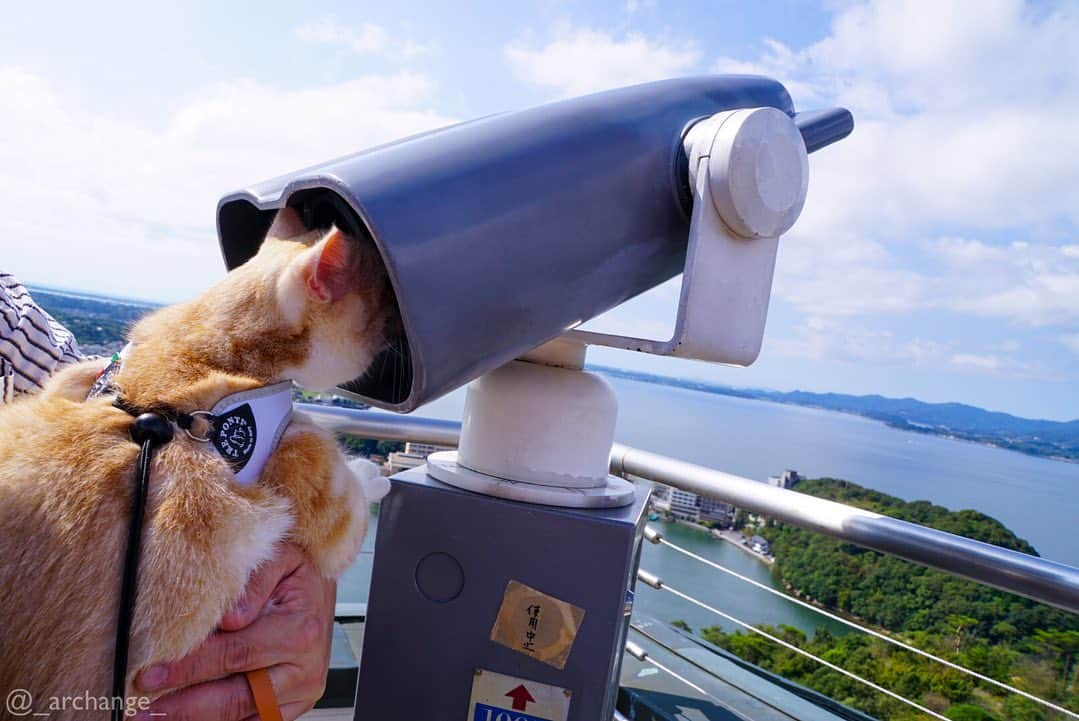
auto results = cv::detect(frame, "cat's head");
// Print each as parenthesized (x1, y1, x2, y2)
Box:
(123, 208, 395, 406)
(182, 205, 397, 390)
(248, 207, 395, 391)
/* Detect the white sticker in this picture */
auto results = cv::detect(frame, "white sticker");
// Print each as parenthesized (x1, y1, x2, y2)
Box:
(467, 668, 571, 721)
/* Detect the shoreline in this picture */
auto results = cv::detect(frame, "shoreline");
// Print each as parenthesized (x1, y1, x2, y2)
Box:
(596, 367, 1078, 465)
(666, 517, 775, 566)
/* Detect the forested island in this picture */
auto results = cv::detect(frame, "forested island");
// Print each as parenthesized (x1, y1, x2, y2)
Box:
(592, 365, 1079, 463)
(688, 479, 1078, 720)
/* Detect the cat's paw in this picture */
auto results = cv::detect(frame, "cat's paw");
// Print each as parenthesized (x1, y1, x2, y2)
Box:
(309, 456, 384, 578)
(349, 457, 391, 502)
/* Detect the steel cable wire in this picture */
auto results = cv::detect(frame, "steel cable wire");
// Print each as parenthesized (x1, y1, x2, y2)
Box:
(646, 574, 952, 720)
(651, 530, 1078, 718)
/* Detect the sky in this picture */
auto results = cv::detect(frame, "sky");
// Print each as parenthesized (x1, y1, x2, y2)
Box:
(1, 0, 1077, 420)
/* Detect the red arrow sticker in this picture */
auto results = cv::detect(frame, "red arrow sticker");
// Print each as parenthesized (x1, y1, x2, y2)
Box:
(505, 684, 536, 711)
(468, 668, 571, 721)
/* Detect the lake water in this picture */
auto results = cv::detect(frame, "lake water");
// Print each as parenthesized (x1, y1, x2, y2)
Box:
(339, 375, 1079, 635)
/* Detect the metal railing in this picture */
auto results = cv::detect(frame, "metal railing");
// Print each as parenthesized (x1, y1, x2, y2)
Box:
(635, 562, 1078, 719)
(304, 404, 462, 446)
(300, 403, 1079, 614)
(646, 528, 1076, 717)
(634, 573, 956, 721)
(625, 620, 878, 721)
(612, 444, 1079, 613)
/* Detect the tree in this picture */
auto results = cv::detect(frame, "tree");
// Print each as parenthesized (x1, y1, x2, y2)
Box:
(732, 509, 748, 531)
(944, 704, 1000, 721)
(671, 619, 692, 634)
(989, 621, 1017, 642)
(947, 614, 979, 654)
(376, 440, 405, 456)
(1035, 628, 1079, 694)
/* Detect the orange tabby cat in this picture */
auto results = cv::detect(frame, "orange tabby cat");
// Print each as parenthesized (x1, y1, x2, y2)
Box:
(0, 208, 393, 719)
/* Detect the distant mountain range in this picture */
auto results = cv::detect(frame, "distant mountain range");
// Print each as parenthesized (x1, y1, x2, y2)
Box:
(590, 365, 1079, 463)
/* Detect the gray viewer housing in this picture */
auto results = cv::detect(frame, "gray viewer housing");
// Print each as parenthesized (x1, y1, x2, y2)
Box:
(217, 76, 851, 412)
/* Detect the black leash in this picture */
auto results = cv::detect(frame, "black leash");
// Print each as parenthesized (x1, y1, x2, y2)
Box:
(93, 354, 288, 718)
(111, 412, 174, 721)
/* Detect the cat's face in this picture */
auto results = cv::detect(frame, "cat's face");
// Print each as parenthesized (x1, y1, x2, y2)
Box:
(262, 208, 393, 391)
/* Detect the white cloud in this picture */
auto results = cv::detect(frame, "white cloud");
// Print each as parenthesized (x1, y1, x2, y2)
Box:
(624, 0, 656, 14)
(775, 236, 931, 316)
(810, 0, 1078, 113)
(776, 232, 1079, 326)
(773, 315, 1042, 378)
(723, 0, 1079, 353)
(0, 67, 454, 301)
(297, 18, 388, 54)
(1061, 334, 1079, 356)
(946, 352, 1048, 378)
(931, 237, 1011, 266)
(714, 39, 824, 107)
(931, 239, 1079, 326)
(772, 315, 948, 366)
(296, 17, 432, 59)
(505, 28, 699, 98)
(950, 353, 1001, 372)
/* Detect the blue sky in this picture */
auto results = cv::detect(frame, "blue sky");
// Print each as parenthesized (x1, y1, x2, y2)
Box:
(2, 1, 1077, 420)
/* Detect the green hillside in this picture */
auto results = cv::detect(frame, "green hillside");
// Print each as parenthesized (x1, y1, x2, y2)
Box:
(699, 479, 1078, 720)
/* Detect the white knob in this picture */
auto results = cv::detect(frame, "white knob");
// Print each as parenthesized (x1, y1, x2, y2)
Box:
(707, 107, 809, 239)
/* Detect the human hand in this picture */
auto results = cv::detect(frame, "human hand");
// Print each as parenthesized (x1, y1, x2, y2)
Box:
(136, 543, 336, 721)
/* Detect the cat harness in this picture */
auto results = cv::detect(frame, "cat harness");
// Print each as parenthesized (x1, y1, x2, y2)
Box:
(87, 344, 294, 486)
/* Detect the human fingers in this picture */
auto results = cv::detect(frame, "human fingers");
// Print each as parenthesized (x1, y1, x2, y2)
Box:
(218, 543, 307, 631)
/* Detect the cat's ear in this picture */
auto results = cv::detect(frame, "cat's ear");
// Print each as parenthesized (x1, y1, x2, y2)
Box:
(302, 227, 356, 304)
(267, 207, 307, 240)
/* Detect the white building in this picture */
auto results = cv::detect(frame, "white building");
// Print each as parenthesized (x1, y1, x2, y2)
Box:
(384, 442, 455, 474)
(700, 496, 735, 524)
(766, 469, 801, 489)
(748, 535, 771, 555)
(668, 489, 701, 520)
(650, 483, 734, 525)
